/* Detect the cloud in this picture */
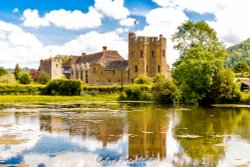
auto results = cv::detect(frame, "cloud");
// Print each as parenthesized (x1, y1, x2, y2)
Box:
(22, 9, 50, 28)
(94, 0, 129, 20)
(137, 7, 188, 66)
(12, 8, 19, 13)
(0, 21, 49, 68)
(22, 8, 102, 30)
(119, 18, 136, 27)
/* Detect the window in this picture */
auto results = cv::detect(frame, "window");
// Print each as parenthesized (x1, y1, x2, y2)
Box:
(113, 70, 115, 75)
(131, 79, 134, 83)
(140, 50, 144, 58)
(134, 65, 138, 73)
(163, 49, 165, 57)
(93, 67, 96, 74)
(158, 65, 161, 72)
(56, 64, 58, 68)
(146, 65, 149, 72)
(151, 50, 155, 58)
(108, 79, 111, 83)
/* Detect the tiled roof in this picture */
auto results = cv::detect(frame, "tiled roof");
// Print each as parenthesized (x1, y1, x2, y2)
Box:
(63, 50, 127, 70)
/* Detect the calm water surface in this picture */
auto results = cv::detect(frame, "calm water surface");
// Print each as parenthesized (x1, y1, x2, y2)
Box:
(0, 102, 250, 167)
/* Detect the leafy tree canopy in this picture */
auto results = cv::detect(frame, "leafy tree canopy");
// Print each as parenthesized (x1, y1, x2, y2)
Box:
(0, 67, 8, 77)
(19, 71, 33, 84)
(172, 21, 227, 104)
(233, 61, 249, 75)
(54, 55, 70, 66)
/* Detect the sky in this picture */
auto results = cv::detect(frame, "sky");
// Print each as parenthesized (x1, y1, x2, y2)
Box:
(0, 0, 250, 69)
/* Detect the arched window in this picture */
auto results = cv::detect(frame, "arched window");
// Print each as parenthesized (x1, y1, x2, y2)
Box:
(134, 65, 138, 72)
(140, 50, 144, 58)
(158, 65, 161, 72)
(151, 50, 155, 58)
(163, 49, 165, 57)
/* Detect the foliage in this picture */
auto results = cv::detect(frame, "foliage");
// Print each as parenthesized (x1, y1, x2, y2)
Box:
(19, 72, 33, 84)
(121, 84, 152, 101)
(43, 79, 82, 95)
(14, 64, 21, 80)
(233, 61, 249, 77)
(37, 71, 50, 84)
(54, 55, 70, 65)
(134, 75, 153, 85)
(210, 69, 240, 104)
(0, 74, 16, 83)
(0, 67, 8, 77)
(82, 85, 121, 95)
(172, 21, 227, 104)
(0, 83, 44, 95)
(226, 38, 250, 68)
(30, 69, 39, 81)
(152, 76, 180, 104)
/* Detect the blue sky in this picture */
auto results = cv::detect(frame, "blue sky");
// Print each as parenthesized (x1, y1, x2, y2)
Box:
(0, 0, 249, 68)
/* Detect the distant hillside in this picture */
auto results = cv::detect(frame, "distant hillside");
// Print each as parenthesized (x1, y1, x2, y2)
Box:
(226, 38, 250, 68)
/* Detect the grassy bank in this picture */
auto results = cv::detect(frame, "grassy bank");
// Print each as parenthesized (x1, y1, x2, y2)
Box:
(0, 94, 119, 103)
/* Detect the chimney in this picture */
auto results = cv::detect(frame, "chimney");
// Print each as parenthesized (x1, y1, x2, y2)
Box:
(103, 46, 107, 51)
(159, 34, 163, 38)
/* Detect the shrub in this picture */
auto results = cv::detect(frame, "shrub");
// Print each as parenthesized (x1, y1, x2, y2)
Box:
(121, 84, 152, 101)
(0, 67, 8, 77)
(19, 72, 33, 84)
(43, 79, 82, 95)
(152, 77, 180, 104)
(134, 75, 153, 85)
(0, 84, 44, 95)
(0, 74, 16, 83)
(37, 71, 50, 84)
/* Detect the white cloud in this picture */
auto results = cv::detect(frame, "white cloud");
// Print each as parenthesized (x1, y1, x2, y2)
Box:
(94, 0, 129, 20)
(137, 7, 188, 66)
(22, 8, 102, 30)
(119, 18, 136, 27)
(12, 8, 19, 13)
(22, 9, 50, 28)
(0, 21, 49, 68)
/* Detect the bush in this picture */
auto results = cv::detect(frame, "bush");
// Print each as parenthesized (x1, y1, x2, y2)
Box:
(19, 72, 33, 84)
(82, 85, 121, 94)
(0, 84, 44, 95)
(37, 71, 50, 84)
(0, 67, 8, 77)
(134, 75, 153, 85)
(0, 74, 16, 83)
(121, 84, 152, 101)
(152, 77, 180, 104)
(43, 79, 82, 95)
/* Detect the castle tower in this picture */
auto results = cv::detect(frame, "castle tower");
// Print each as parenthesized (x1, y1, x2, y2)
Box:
(128, 32, 168, 83)
(39, 58, 63, 80)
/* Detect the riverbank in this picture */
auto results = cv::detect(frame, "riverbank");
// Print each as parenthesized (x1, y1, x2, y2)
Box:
(0, 94, 119, 103)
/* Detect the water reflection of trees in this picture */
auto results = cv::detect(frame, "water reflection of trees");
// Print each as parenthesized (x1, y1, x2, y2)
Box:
(127, 104, 168, 160)
(173, 106, 250, 166)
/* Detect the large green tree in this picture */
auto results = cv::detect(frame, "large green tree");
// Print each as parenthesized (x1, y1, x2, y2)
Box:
(233, 61, 249, 77)
(172, 21, 227, 104)
(0, 67, 8, 77)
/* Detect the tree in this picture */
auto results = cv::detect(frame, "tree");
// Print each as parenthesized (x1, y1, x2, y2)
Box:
(0, 74, 16, 83)
(233, 61, 249, 77)
(0, 67, 8, 77)
(54, 55, 70, 65)
(172, 21, 227, 104)
(134, 75, 153, 85)
(152, 75, 180, 104)
(210, 69, 240, 103)
(14, 64, 21, 80)
(30, 69, 39, 82)
(19, 72, 33, 84)
(37, 71, 50, 84)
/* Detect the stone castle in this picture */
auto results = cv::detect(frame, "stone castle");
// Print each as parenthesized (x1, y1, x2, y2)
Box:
(39, 32, 170, 85)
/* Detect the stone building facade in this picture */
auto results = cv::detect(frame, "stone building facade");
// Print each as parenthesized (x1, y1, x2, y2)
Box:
(39, 58, 64, 79)
(39, 33, 169, 85)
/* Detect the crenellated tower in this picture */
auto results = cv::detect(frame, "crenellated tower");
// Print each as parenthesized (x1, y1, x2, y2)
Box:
(128, 32, 169, 83)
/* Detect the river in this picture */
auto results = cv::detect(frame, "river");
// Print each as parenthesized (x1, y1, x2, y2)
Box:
(0, 102, 250, 167)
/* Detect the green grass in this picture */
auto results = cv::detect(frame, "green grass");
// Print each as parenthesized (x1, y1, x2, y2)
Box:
(0, 94, 119, 103)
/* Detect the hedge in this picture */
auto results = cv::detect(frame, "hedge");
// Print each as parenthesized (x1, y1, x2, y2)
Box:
(0, 84, 44, 95)
(43, 79, 82, 96)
